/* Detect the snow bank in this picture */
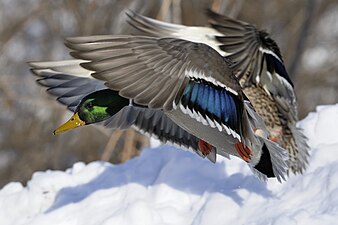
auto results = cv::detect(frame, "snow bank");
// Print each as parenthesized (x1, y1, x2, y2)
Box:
(1, 104, 338, 225)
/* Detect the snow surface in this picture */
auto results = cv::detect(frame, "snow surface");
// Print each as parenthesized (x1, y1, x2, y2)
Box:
(1, 104, 338, 225)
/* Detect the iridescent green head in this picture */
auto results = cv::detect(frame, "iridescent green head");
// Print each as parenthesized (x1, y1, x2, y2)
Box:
(54, 89, 129, 134)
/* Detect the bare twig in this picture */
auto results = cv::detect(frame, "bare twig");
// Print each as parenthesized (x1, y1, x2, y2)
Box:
(121, 129, 137, 162)
(229, 0, 244, 18)
(101, 130, 124, 161)
(157, 0, 172, 21)
(171, 0, 182, 24)
(211, 0, 222, 12)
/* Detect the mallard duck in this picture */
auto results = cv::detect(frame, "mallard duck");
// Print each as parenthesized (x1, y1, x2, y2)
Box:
(30, 33, 288, 182)
(29, 60, 217, 162)
(126, 10, 309, 174)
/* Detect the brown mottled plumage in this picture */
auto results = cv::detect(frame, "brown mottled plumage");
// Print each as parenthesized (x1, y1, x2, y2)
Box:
(242, 84, 304, 173)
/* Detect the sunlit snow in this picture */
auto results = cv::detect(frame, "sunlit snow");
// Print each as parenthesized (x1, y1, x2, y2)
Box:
(1, 104, 338, 225)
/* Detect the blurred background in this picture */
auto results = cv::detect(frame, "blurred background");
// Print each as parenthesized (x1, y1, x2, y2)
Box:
(0, 0, 337, 187)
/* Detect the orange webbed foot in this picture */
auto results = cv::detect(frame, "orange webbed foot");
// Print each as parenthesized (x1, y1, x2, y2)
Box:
(269, 130, 284, 143)
(198, 139, 213, 156)
(234, 142, 253, 162)
(270, 136, 279, 142)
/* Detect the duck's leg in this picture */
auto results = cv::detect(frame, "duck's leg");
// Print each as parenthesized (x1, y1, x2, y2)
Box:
(234, 142, 253, 162)
(198, 139, 213, 156)
(269, 130, 284, 143)
(270, 136, 279, 142)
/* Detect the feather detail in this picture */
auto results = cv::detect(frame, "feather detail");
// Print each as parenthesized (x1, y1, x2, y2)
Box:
(103, 106, 216, 162)
(29, 60, 106, 111)
(180, 78, 242, 141)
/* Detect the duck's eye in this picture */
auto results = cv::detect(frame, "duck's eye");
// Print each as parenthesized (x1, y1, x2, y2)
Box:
(86, 102, 94, 111)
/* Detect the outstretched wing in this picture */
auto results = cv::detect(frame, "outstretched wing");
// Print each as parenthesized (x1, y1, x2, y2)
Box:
(206, 10, 297, 120)
(206, 11, 309, 173)
(29, 60, 106, 111)
(126, 10, 297, 121)
(29, 60, 217, 162)
(66, 35, 241, 110)
(66, 35, 246, 139)
(105, 106, 217, 162)
(125, 10, 225, 55)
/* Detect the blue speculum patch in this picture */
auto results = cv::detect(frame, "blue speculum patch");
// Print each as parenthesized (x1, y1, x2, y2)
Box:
(181, 79, 242, 134)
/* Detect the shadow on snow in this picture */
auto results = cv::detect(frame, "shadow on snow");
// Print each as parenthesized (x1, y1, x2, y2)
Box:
(45, 146, 273, 213)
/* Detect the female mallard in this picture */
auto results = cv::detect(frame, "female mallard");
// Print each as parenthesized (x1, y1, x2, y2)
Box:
(126, 10, 309, 174)
(30, 34, 288, 181)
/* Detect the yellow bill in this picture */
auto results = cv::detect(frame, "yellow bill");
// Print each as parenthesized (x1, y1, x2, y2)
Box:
(53, 112, 85, 135)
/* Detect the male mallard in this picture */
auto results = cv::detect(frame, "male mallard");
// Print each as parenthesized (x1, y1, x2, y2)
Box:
(126, 10, 309, 174)
(29, 63, 218, 162)
(30, 33, 288, 182)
